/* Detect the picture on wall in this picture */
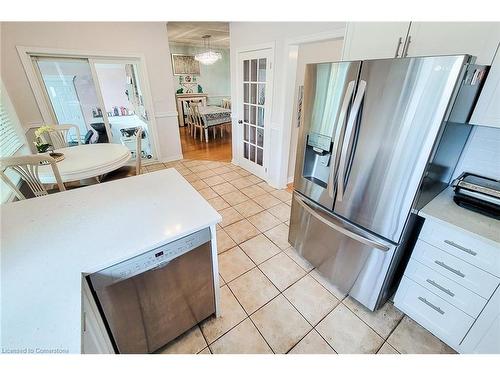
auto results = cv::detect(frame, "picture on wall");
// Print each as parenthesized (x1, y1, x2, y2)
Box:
(171, 54, 200, 75)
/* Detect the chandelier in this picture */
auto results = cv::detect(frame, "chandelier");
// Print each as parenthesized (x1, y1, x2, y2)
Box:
(195, 35, 222, 65)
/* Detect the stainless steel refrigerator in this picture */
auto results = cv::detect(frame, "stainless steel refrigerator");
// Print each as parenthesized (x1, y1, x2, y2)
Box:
(289, 55, 488, 311)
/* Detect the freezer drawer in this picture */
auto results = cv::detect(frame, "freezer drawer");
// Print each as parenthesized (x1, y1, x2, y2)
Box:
(289, 192, 396, 310)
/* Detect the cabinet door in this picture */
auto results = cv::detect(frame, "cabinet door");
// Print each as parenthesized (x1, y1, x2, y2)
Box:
(459, 285, 500, 353)
(470, 45, 500, 128)
(342, 22, 410, 60)
(406, 22, 500, 65)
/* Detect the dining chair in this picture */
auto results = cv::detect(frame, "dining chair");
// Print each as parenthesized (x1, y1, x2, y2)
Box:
(27, 124, 81, 150)
(0, 154, 66, 200)
(185, 107, 194, 136)
(48, 124, 81, 149)
(222, 99, 231, 109)
(189, 103, 205, 142)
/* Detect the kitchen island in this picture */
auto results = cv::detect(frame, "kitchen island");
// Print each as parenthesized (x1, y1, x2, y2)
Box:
(0, 169, 221, 354)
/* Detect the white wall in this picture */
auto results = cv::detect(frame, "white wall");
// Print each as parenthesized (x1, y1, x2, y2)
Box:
(229, 22, 346, 188)
(287, 38, 344, 182)
(454, 126, 500, 180)
(0, 22, 182, 162)
(169, 43, 230, 106)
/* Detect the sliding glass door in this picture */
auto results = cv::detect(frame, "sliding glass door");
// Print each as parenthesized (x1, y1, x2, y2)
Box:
(34, 57, 109, 144)
(32, 56, 155, 160)
(92, 60, 153, 159)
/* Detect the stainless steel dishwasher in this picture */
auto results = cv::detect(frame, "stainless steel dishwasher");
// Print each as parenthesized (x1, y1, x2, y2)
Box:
(87, 228, 215, 354)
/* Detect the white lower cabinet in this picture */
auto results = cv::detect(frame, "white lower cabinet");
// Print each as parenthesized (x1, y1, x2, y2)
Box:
(82, 278, 114, 354)
(395, 276, 474, 348)
(395, 217, 500, 353)
(460, 286, 500, 354)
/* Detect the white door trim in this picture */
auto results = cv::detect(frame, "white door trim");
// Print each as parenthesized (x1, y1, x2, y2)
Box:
(16, 46, 162, 161)
(278, 28, 346, 188)
(235, 48, 275, 180)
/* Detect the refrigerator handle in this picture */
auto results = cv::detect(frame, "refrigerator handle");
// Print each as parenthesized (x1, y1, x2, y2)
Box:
(337, 80, 367, 202)
(327, 80, 356, 199)
(294, 194, 390, 252)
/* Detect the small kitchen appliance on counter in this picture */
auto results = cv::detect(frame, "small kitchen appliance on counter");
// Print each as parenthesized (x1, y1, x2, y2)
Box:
(452, 172, 500, 219)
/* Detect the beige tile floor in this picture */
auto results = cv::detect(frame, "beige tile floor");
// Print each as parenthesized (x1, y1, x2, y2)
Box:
(141, 159, 455, 355)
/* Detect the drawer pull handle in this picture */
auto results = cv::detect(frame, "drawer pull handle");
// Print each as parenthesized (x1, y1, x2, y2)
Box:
(426, 279, 455, 297)
(444, 240, 477, 256)
(418, 296, 445, 315)
(435, 260, 466, 278)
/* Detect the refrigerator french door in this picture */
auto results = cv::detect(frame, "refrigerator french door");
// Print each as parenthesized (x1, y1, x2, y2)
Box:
(290, 55, 484, 310)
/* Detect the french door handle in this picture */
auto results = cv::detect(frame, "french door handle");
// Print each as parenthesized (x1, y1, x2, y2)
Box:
(336, 80, 366, 202)
(294, 194, 390, 251)
(327, 80, 356, 199)
(238, 120, 243, 124)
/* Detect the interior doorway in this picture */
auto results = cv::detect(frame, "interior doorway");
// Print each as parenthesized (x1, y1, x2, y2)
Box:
(167, 22, 232, 162)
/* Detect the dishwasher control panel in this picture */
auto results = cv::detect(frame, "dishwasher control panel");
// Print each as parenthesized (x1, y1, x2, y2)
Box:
(88, 228, 211, 290)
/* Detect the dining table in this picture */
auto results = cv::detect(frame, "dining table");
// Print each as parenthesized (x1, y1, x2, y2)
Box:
(198, 106, 232, 143)
(37, 143, 131, 184)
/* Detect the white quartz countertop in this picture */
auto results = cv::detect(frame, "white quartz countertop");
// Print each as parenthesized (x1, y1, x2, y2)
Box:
(419, 187, 500, 244)
(0, 169, 221, 353)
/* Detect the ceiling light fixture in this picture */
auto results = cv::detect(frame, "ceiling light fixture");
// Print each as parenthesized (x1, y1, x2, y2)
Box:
(194, 35, 222, 65)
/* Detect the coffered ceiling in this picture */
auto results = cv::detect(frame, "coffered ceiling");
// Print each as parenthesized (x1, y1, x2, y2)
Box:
(167, 22, 230, 48)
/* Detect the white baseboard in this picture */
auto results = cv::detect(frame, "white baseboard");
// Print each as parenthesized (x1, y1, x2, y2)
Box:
(159, 154, 184, 163)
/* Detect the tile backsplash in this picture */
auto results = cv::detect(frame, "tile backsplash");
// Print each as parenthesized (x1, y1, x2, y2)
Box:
(453, 125, 500, 180)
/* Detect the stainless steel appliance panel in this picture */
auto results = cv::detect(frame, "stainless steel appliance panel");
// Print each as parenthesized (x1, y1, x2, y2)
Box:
(289, 192, 396, 309)
(89, 229, 215, 354)
(294, 61, 361, 209)
(333, 56, 469, 242)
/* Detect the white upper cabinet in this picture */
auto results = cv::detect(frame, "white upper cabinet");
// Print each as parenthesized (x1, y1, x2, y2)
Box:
(470, 45, 500, 128)
(342, 22, 410, 61)
(406, 22, 500, 65)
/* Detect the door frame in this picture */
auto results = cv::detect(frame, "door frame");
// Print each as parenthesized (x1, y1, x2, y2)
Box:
(17, 46, 160, 162)
(234, 45, 275, 180)
(280, 29, 346, 186)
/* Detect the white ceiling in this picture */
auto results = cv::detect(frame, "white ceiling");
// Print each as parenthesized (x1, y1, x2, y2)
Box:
(167, 22, 230, 49)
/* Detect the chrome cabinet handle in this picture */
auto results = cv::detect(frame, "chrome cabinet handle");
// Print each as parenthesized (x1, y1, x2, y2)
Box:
(336, 80, 366, 202)
(394, 37, 403, 58)
(435, 260, 465, 278)
(294, 194, 390, 251)
(444, 240, 477, 256)
(426, 279, 455, 297)
(327, 80, 356, 199)
(418, 296, 445, 315)
(402, 35, 412, 57)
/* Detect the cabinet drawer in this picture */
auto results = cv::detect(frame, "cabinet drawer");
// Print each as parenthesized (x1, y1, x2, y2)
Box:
(405, 258, 487, 318)
(395, 276, 474, 347)
(413, 240, 499, 299)
(420, 220, 500, 277)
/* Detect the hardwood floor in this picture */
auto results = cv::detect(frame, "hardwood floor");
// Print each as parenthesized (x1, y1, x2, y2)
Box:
(179, 125, 232, 162)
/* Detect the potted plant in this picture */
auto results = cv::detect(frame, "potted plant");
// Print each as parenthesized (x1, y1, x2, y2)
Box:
(33, 125, 53, 153)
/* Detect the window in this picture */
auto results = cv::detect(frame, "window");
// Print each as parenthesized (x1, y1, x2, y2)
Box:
(0, 100, 23, 158)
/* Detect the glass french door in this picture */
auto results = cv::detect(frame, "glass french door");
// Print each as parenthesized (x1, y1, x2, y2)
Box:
(238, 49, 273, 178)
(33, 57, 110, 144)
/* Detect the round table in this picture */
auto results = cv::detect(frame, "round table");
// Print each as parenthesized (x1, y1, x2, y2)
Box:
(38, 144, 131, 183)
